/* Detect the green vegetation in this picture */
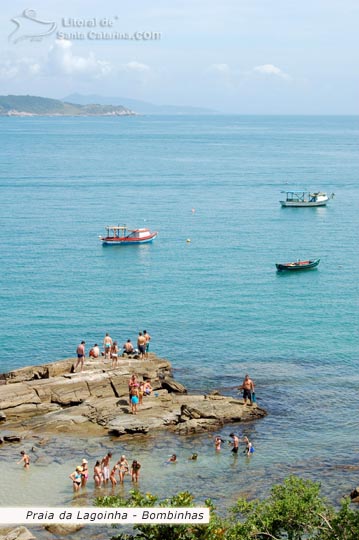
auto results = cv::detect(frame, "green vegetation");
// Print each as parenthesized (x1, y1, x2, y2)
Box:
(95, 476, 359, 540)
(0, 95, 135, 116)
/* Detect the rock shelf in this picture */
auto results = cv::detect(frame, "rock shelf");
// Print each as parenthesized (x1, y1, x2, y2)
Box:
(0, 354, 266, 441)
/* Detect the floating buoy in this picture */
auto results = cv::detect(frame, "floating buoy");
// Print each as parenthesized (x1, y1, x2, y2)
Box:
(186, 238, 191, 243)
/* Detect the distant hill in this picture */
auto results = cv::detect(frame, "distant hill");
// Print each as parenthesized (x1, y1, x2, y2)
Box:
(0, 95, 136, 116)
(64, 93, 217, 115)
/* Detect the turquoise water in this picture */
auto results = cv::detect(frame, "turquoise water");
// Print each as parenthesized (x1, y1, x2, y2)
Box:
(1, 115, 359, 505)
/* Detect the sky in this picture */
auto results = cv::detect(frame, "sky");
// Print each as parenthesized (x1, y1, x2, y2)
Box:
(0, 0, 358, 114)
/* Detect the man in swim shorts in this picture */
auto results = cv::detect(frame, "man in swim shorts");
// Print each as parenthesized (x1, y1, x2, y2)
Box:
(143, 330, 151, 359)
(137, 332, 146, 360)
(103, 333, 113, 361)
(74, 341, 86, 372)
(229, 433, 240, 453)
(101, 451, 112, 485)
(239, 374, 255, 406)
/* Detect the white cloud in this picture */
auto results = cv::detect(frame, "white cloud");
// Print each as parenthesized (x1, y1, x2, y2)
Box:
(122, 61, 151, 73)
(46, 39, 112, 78)
(0, 57, 41, 80)
(253, 64, 290, 80)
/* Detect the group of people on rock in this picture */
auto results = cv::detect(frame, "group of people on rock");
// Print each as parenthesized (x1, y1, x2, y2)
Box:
(69, 451, 141, 492)
(128, 373, 153, 415)
(74, 330, 152, 372)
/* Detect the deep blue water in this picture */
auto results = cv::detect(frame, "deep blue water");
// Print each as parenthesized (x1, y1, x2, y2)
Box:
(0, 115, 359, 504)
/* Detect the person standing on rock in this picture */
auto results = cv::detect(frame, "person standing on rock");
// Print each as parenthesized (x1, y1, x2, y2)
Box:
(103, 333, 113, 361)
(110, 341, 119, 369)
(137, 332, 146, 360)
(128, 374, 139, 405)
(143, 330, 151, 359)
(130, 385, 140, 415)
(74, 341, 86, 372)
(101, 451, 112, 485)
(239, 374, 255, 406)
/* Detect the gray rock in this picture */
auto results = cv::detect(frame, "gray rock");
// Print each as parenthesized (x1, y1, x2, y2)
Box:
(3, 434, 21, 443)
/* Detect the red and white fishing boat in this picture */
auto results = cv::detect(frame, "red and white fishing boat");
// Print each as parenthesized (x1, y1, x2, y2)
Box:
(100, 225, 158, 245)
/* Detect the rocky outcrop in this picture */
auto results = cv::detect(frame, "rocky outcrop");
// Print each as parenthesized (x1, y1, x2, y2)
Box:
(0, 354, 266, 439)
(44, 524, 83, 536)
(0, 526, 35, 540)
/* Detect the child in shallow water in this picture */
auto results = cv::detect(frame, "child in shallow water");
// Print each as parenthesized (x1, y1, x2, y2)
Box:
(243, 436, 255, 456)
(131, 460, 141, 482)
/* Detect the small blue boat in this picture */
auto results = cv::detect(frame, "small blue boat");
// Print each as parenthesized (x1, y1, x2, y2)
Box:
(276, 258, 320, 271)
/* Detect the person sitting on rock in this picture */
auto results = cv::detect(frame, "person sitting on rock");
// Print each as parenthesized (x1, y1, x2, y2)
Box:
(143, 380, 152, 396)
(89, 344, 100, 358)
(123, 339, 135, 356)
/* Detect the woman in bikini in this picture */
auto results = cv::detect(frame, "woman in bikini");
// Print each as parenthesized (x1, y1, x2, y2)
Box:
(118, 455, 129, 484)
(81, 459, 89, 487)
(69, 466, 83, 492)
(93, 460, 103, 488)
(110, 463, 119, 486)
(111, 341, 119, 369)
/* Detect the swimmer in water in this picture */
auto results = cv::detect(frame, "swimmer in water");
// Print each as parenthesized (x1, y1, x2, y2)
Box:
(17, 450, 30, 469)
(167, 454, 177, 463)
(214, 435, 224, 451)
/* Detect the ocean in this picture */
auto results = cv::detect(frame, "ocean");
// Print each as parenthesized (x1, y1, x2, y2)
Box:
(0, 114, 358, 508)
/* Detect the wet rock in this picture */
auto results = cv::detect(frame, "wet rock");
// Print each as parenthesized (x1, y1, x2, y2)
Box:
(3, 434, 22, 443)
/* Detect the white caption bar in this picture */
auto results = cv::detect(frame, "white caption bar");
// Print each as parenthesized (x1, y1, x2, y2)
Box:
(0, 507, 210, 525)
